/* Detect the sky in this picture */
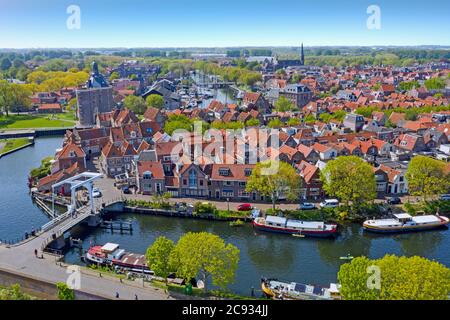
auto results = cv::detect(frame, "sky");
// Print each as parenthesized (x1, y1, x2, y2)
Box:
(0, 0, 449, 48)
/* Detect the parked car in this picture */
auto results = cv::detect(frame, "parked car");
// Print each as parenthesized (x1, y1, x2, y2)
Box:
(440, 194, 450, 201)
(387, 197, 402, 205)
(92, 188, 102, 198)
(319, 199, 339, 208)
(237, 203, 253, 211)
(122, 186, 131, 194)
(299, 202, 316, 210)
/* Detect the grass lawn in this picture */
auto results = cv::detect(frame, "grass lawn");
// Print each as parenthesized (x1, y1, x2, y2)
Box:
(0, 113, 75, 130)
(0, 138, 31, 155)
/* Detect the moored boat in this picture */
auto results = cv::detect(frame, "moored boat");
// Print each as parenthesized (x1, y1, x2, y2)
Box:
(363, 213, 449, 234)
(85, 243, 152, 272)
(253, 216, 338, 238)
(261, 278, 340, 300)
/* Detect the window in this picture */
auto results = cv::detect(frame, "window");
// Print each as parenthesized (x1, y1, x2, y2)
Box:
(189, 170, 197, 188)
(183, 179, 187, 186)
(219, 168, 230, 176)
(244, 169, 252, 177)
(200, 180, 204, 186)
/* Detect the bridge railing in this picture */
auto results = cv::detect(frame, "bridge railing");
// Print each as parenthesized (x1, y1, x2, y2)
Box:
(0, 227, 42, 246)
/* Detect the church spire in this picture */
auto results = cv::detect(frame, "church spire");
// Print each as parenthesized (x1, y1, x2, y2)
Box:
(300, 43, 305, 66)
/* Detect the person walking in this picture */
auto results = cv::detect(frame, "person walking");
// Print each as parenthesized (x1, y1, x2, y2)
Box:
(115, 292, 120, 299)
(34, 249, 38, 257)
(135, 294, 138, 300)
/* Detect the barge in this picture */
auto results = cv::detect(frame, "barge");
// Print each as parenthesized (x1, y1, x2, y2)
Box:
(363, 213, 449, 234)
(85, 243, 152, 273)
(253, 216, 338, 238)
(261, 278, 340, 300)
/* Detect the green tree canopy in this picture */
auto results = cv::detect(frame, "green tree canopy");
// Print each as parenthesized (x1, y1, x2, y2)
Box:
(164, 114, 194, 135)
(56, 282, 75, 300)
(146, 236, 175, 282)
(0, 284, 32, 300)
(245, 118, 260, 127)
(321, 156, 376, 206)
(246, 160, 301, 209)
(424, 77, 446, 90)
(0, 80, 32, 116)
(123, 95, 147, 114)
(146, 94, 164, 109)
(274, 96, 295, 112)
(406, 156, 450, 201)
(338, 255, 450, 300)
(268, 118, 283, 128)
(169, 232, 240, 292)
(109, 71, 120, 82)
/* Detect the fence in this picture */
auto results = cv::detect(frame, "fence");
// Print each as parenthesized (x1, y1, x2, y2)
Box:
(0, 227, 42, 246)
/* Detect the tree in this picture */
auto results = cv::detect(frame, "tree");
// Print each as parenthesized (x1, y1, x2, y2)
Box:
(56, 282, 75, 300)
(268, 118, 283, 128)
(338, 255, 450, 300)
(109, 71, 120, 82)
(287, 117, 300, 126)
(245, 118, 260, 127)
(321, 156, 376, 207)
(0, 57, 12, 71)
(303, 114, 316, 124)
(0, 81, 31, 116)
(146, 236, 175, 283)
(274, 96, 295, 112)
(246, 160, 301, 210)
(406, 156, 449, 201)
(0, 284, 32, 300)
(123, 95, 146, 114)
(170, 232, 240, 292)
(146, 94, 164, 109)
(424, 77, 445, 90)
(164, 114, 193, 135)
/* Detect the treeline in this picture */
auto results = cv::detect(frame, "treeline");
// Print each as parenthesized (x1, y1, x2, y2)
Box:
(193, 60, 262, 87)
(227, 49, 272, 57)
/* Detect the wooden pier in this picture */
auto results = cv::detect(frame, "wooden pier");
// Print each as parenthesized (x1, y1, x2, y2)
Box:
(99, 220, 133, 232)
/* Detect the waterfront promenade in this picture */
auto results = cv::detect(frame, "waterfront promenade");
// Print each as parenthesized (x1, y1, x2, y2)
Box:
(0, 205, 172, 300)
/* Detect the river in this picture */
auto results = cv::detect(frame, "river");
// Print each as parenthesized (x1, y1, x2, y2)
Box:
(1, 136, 449, 296)
(0, 136, 62, 242)
(64, 213, 450, 296)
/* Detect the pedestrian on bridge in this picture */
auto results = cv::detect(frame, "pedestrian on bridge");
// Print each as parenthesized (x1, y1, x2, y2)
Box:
(115, 292, 120, 299)
(34, 249, 38, 258)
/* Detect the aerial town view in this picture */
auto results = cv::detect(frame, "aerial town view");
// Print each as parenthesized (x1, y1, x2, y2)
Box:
(0, 0, 449, 312)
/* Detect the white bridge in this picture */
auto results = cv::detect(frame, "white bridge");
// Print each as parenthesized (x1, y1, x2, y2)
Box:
(41, 172, 103, 233)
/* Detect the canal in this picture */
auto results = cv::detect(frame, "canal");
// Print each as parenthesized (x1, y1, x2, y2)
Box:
(0, 136, 62, 242)
(1, 136, 449, 296)
(64, 213, 450, 296)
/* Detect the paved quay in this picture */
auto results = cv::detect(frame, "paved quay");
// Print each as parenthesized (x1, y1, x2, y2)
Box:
(0, 204, 173, 300)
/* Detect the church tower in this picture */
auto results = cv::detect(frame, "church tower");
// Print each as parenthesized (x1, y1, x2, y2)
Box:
(300, 43, 305, 66)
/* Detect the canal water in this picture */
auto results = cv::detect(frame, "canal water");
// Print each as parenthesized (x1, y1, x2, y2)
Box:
(1, 136, 449, 296)
(64, 213, 450, 296)
(0, 136, 62, 242)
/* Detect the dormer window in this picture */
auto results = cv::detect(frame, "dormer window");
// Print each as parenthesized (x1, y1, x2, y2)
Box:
(244, 169, 252, 177)
(219, 168, 230, 176)
(69, 151, 76, 157)
(143, 171, 152, 179)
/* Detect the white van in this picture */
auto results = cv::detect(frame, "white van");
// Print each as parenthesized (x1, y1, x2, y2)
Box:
(320, 199, 339, 208)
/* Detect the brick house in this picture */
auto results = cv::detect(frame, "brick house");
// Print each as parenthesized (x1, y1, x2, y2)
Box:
(296, 161, 324, 200)
(137, 161, 166, 195)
